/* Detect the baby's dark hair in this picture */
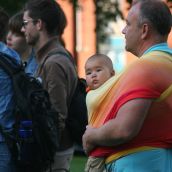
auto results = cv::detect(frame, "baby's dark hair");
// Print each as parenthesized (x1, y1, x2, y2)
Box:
(87, 53, 114, 71)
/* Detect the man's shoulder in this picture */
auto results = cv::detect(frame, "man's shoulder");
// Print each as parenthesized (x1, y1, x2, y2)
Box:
(42, 48, 77, 78)
(45, 48, 73, 66)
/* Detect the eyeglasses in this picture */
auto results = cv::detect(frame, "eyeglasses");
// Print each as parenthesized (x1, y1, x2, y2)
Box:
(22, 19, 37, 28)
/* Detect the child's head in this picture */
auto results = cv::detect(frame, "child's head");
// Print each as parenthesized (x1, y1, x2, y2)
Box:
(85, 54, 115, 90)
(6, 12, 28, 55)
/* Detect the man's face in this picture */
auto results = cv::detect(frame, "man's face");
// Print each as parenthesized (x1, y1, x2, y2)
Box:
(21, 11, 39, 47)
(122, 3, 142, 56)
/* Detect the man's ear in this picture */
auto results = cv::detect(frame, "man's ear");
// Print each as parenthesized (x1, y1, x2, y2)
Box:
(141, 23, 149, 39)
(36, 19, 44, 31)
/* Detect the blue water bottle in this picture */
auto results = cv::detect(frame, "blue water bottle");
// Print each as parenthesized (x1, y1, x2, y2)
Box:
(19, 120, 32, 139)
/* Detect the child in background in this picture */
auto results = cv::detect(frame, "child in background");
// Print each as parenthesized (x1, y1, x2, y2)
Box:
(6, 11, 37, 75)
(84, 54, 115, 172)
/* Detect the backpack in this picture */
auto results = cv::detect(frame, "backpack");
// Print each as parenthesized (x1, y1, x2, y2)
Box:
(66, 77, 88, 145)
(0, 52, 60, 171)
(42, 51, 88, 146)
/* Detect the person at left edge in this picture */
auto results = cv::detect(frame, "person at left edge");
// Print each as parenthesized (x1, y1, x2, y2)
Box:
(0, 7, 21, 172)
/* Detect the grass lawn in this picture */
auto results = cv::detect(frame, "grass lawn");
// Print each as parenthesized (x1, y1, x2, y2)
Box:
(70, 155, 87, 172)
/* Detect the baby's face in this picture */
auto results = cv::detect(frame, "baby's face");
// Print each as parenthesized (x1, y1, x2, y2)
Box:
(85, 59, 114, 90)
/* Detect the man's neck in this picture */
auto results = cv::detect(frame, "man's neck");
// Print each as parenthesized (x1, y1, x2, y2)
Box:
(135, 33, 168, 57)
(34, 31, 54, 53)
(137, 40, 167, 57)
(35, 36, 60, 63)
(20, 46, 32, 61)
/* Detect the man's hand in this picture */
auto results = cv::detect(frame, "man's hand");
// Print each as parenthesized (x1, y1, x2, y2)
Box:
(82, 125, 97, 154)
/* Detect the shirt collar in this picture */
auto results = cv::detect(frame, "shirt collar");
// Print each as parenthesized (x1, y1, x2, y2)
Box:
(144, 43, 172, 55)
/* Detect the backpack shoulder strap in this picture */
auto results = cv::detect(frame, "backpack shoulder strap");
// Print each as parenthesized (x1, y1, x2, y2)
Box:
(54, 51, 76, 66)
(0, 52, 23, 77)
(55, 51, 78, 71)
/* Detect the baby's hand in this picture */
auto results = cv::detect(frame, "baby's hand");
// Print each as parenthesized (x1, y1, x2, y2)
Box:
(82, 125, 96, 154)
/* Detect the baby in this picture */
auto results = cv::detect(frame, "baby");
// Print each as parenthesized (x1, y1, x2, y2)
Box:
(84, 53, 115, 172)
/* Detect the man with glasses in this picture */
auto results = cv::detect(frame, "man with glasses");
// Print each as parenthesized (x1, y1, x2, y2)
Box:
(22, 20, 36, 27)
(22, 0, 78, 172)
(0, 7, 21, 172)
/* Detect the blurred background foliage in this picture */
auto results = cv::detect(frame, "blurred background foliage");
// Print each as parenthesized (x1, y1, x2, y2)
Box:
(0, 0, 27, 15)
(95, 0, 123, 44)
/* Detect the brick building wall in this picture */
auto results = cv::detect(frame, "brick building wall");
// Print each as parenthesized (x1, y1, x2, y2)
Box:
(57, 0, 171, 77)
(57, 0, 96, 77)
